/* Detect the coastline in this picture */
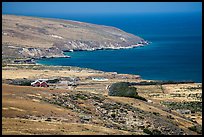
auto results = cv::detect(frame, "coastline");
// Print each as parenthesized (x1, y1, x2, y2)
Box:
(35, 40, 150, 60)
(33, 41, 148, 81)
(34, 40, 201, 83)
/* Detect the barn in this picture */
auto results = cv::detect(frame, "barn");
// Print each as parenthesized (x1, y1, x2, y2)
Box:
(31, 79, 49, 87)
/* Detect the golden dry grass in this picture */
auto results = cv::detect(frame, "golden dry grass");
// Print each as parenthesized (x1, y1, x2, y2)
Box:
(2, 84, 138, 135)
(2, 118, 132, 135)
(2, 64, 202, 135)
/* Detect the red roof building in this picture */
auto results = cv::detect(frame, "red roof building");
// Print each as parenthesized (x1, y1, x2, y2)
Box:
(31, 79, 49, 87)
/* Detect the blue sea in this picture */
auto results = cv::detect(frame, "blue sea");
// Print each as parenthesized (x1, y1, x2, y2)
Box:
(35, 13, 202, 82)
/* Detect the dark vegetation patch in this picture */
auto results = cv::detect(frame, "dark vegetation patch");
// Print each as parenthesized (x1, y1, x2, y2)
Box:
(186, 86, 202, 90)
(143, 128, 162, 135)
(75, 93, 89, 100)
(108, 82, 147, 101)
(47, 79, 59, 83)
(143, 128, 152, 135)
(68, 93, 89, 100)
(188, 125, 202, 134)
(130, 80, 194, 86)
(4, 78, 32, 86)
(167, 115, 174, 119)
(161, 101, 202, 112)
(37, 90, 185, 135)
(152, 112, 160, 116)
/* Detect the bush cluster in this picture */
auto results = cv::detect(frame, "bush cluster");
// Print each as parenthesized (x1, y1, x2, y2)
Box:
(143, 128, 162, 135)
(188, 125, 202, 134)
(108, 82, 147, 101)
(47, 79, 59, 83)
(161, 101, 202, 112)
(130, 80, 194, 86)
(10, 79, 32, 86)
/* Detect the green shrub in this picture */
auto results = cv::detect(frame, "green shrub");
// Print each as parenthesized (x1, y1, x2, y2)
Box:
(143, 128, 152, 135)
(152, 112, 160, 116)
(75, 93, 88, 100)
(167, 115, 174, 119)
(19, 81, 31, 86)
(143, 128, 162, 135)
(11, 79, 32, 86)
(109, 82, 137, 97)
(108, 82, 147, 101)
(188, 125, 202, 134)
(161, 101, 202, 112)
(152, 129, 162, 135)
(47, 79, 59, 83)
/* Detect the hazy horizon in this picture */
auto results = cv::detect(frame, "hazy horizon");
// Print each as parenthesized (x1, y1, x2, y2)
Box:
(3, 2, 202, 16)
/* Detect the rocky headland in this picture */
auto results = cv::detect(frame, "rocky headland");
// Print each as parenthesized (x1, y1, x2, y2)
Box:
(2, 14, 148, 62)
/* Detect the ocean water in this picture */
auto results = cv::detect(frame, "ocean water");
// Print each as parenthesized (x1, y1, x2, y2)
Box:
(36, 13, 202, 82)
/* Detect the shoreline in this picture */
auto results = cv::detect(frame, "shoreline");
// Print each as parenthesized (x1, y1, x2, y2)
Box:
(33, 41, 200, 83)
(35, 40, 151, 60)
(64, 41, 150, 53)
(34, 61, 200, 84)
(5, 40, 200, 83)
(3, 63, 200, 85)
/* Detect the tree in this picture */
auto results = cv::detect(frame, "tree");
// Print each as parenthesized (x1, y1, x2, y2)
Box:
(108, 82, 147, 101)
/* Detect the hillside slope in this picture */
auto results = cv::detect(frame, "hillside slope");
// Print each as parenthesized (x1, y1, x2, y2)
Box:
(2, 64, 201, 135)
(2, 14, 144, 59)
(2, 84, 196, 135)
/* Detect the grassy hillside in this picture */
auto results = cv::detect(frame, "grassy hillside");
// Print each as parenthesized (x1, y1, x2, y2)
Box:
(2, 14, 143, 59)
